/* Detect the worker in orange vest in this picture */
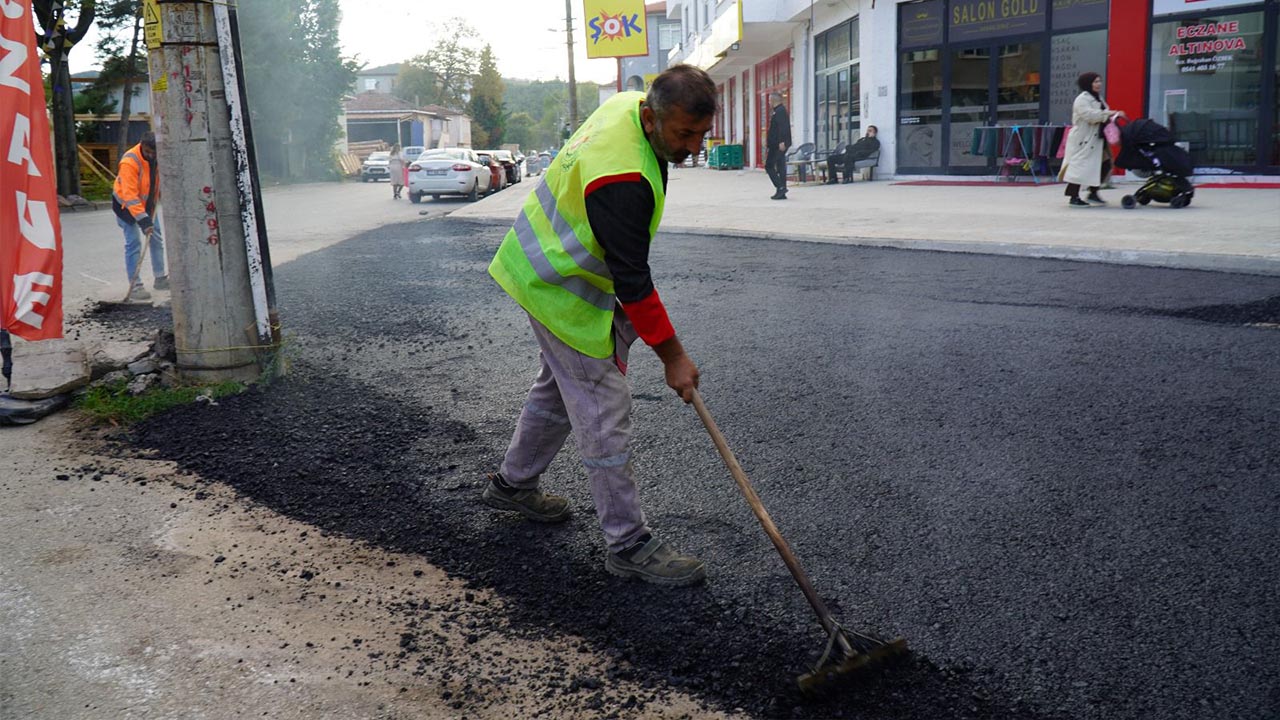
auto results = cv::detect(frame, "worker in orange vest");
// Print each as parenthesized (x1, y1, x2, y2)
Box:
(113, 132, 167, 300)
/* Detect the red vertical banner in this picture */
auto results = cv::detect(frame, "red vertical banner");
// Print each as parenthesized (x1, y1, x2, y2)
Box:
(1, 0, 64, 341)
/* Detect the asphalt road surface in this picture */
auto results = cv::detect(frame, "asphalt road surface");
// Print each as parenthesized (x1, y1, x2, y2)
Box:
(130, 217, 1279, 719)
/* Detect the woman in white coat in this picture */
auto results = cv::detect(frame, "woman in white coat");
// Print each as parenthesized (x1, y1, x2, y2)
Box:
(388, 145, 406, 200)
(1059, 72, 1125, 208)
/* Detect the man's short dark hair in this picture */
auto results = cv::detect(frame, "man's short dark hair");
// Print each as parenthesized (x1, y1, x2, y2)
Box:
(140, 132, 156, 150)
(646, 64, 718, 119)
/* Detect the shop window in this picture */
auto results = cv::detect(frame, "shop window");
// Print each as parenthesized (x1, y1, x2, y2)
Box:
(1049, 30, 1108, 124)
(814, 19, 861, 155)
(828, 25, 851, 66)
(658, 23, 680, 51)
(1149, 11, 1266, 167)
(1273, 26, 1279, 166)
(899, 50, 944, 168)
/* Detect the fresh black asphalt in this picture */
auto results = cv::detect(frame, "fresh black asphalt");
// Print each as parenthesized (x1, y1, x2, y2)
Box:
(130, 217, 1280, 719)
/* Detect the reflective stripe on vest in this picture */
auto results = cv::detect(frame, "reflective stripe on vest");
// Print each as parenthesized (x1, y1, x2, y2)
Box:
(511, 205, 613, 311)
(488, 91, 665, 358)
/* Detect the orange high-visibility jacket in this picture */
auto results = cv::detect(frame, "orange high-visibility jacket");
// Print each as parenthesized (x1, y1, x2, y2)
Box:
(112, 144, 158, 231)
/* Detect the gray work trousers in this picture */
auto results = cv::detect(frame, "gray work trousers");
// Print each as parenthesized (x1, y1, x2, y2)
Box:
(500, 313, 650, 553)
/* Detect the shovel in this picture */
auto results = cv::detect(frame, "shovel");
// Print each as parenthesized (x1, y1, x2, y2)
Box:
(690, 388, 908, 693)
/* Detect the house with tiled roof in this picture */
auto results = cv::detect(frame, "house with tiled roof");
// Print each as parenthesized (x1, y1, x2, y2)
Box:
(340, 92, 473, 150)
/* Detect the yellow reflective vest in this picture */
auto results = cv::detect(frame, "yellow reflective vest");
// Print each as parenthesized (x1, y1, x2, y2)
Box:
(488, 92, 666, 358)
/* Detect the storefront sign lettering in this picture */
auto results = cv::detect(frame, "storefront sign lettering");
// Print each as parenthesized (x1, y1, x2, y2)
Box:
(1174, 20, 1239, 40)
(1167, 20, 1246, 73)
(949, 0, 1046, 42)
(900, 0, 944, 50)
(952, 0, 1042, 25)
(1168, 36, 1246, 55)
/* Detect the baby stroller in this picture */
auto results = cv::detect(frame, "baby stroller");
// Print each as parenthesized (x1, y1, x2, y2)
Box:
(1114, 118, 1195, 209)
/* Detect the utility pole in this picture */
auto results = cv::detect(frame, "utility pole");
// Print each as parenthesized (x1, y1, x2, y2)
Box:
(564, 0, 579, 131)
(145, 0, 275, 383)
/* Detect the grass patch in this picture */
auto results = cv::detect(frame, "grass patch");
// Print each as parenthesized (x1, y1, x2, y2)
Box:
(80, 173, 114, 202)
(77, 378, 247, 425)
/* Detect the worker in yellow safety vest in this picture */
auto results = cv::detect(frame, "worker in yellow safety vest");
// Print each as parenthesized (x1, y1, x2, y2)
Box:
(112, 132, 166, 300)
(483, 65, 717, 587)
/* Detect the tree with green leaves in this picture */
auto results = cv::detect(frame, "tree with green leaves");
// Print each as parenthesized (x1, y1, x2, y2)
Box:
(88, 0, 144, 159)
(394, 63, 438, 106)
(504, 112, 535, 151)
(34, 0, 97, 197)
(236, 0, 358, 180)
(397, 19, 478, 111)
(468, 45, 504, 148)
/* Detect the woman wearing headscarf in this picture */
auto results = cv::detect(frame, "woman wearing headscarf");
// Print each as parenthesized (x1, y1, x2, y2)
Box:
(1059, 72, 1125, 208)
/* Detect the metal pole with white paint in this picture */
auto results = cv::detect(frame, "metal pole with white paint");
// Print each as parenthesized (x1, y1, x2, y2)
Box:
(145, 0, 265, 383)
(212, 1, 274, 349)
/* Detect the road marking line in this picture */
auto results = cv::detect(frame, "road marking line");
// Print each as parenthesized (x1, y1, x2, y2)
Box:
(79, 272, 110, 285)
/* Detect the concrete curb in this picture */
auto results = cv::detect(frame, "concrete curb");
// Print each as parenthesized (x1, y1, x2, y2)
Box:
(448, 215, 1280, 278)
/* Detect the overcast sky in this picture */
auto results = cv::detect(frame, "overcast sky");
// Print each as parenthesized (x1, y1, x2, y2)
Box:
(340, 0, 621, 84)
(72, 1, 624, 85)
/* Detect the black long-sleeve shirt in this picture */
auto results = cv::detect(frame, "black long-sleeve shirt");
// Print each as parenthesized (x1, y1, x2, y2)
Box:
(584, 148, 672, 345)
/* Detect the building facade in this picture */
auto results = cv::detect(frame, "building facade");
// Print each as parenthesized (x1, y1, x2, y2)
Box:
(618, 2, 684, 92)
(668, 0, 1279, 176)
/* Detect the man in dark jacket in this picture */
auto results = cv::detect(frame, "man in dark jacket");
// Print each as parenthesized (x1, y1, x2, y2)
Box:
(824, 125, 881, 184)
(844, 125, 880, 183)
(765, 92, 790, 200)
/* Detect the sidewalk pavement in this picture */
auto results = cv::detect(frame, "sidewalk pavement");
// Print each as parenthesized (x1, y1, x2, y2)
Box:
(450, 167, 1280, 276)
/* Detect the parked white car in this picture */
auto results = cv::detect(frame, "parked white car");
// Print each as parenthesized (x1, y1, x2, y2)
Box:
(361, 151, 391, 182)
(408, 148, 492, 203)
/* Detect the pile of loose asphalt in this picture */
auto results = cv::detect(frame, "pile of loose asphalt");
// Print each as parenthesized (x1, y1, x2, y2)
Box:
(85, 217, 1278, 719)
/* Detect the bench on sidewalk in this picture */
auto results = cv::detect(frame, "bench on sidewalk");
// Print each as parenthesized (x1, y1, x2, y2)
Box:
(813, 144, 881, 184)
(852, 147, 881, 181)
(785, 143, 817, 183)
(815, 142, 847, 184)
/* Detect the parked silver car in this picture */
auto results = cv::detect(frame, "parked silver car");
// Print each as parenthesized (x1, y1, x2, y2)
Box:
(407, 148, 493, 203)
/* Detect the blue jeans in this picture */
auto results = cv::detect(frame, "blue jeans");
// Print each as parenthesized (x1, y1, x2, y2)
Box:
(118, 215, 166, 286)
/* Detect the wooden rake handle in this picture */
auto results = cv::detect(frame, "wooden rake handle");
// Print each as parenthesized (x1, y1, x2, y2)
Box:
(690, 389, 850, 651)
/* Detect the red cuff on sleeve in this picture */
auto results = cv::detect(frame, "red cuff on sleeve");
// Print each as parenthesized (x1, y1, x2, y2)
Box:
(584, 172, 645, 197)
(620, 290, 676, 347)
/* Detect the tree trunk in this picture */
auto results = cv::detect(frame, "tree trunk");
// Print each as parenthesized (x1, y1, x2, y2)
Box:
(34, 0, 97, 199)
(116, 9, 143, 161)
(49, 58, 81, 198)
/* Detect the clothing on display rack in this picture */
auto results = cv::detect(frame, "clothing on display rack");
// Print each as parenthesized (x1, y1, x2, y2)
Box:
(968, 124, 1068, 182)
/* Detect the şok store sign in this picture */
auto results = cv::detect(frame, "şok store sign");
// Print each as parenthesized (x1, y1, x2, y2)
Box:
(583, 0, 649, 59)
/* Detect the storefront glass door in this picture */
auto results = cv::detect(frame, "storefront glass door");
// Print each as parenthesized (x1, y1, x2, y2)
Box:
(946, 41, 1044, 169)
(949, 47, 992, 167)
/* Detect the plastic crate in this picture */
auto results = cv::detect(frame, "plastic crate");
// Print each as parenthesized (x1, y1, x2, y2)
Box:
(708, 144, 743, 170)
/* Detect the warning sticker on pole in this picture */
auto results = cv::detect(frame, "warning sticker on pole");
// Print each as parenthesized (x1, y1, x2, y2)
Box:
(143, 0, 162, 49)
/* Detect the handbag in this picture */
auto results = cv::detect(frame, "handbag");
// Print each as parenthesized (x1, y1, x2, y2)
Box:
(1103, 117, 1120, 145)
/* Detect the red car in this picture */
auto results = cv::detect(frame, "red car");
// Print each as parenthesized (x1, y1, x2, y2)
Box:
(475, 152, 505, 194)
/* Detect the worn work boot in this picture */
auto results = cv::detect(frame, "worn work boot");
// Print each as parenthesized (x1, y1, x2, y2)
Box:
(153, 275, 170, 290)
(129, 284, 151, 301)
(605, 535, 706, 587)
(480, 473, 570, 523)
